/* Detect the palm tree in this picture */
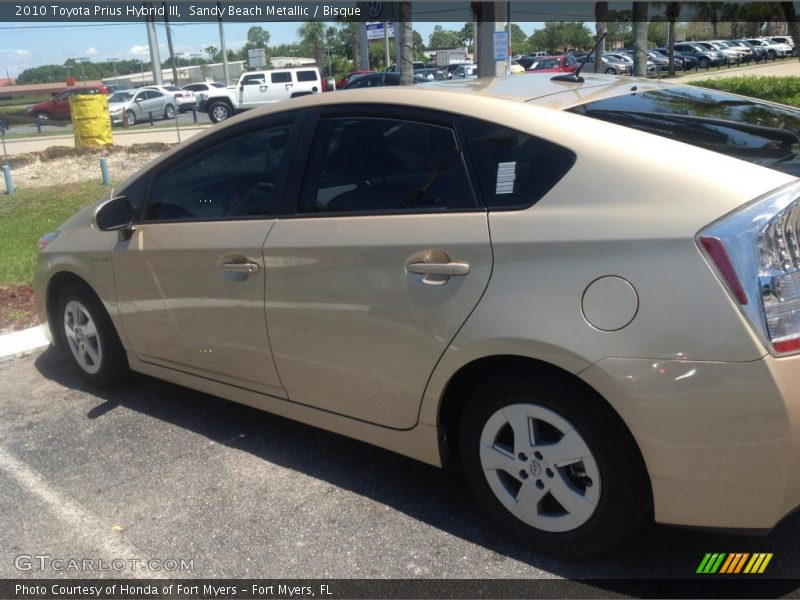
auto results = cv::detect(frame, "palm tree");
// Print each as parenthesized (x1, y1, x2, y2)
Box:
(298, 22, 325, 67)
(632, 2, 649, 76)
(594, 2, 609, 70)
(665, 2, 681, 75)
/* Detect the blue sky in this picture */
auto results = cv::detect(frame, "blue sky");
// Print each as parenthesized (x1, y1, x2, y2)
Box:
(0, 20, 545, 78)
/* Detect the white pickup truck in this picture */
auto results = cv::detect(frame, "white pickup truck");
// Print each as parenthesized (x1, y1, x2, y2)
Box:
(201, 67, 324, 123)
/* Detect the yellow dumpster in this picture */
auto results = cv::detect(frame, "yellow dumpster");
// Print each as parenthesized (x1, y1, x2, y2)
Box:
(70, 94, 113, 148)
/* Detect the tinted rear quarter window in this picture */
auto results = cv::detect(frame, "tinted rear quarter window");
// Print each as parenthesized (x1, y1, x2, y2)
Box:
(271, 72, 292, 83)
(463, 117, 576, 210)
(296, 70, 318, 82)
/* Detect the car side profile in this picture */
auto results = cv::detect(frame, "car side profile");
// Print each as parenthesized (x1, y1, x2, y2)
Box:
(26, 84, 108, 120)
(34, 75, 800, 557)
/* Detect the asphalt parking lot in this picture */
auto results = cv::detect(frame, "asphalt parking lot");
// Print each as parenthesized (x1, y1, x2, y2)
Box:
(1, 347, 800, 590)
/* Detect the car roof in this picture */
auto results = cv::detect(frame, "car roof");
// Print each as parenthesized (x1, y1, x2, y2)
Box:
(225, 74, 680, 118)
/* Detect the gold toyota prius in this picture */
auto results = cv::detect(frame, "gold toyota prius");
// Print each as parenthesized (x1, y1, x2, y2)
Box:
(34, 74, 800, 557)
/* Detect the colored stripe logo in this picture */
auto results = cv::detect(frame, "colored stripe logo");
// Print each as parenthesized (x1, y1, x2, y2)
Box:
(697, 553, 773, 574)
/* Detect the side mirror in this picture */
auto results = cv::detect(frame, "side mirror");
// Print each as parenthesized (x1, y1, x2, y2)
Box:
(239, 84, 244, 91)
(96, 196, 135, 241)
(134, 97, 143, 102)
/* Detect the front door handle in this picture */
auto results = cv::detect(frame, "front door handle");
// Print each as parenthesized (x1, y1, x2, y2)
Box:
(220, 262, 260, 274)
(407, 262, 470, 276)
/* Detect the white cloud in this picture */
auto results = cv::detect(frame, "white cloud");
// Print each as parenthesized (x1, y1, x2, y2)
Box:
(85, 47, 98, 57)
(2, 49, 30, 57)
(129, 45, 149, 56)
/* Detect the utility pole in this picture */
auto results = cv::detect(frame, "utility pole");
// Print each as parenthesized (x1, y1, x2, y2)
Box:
(76, 57, 88, 81)
(163, 2, 178, 84)
(107, 58, 119, 83)
(217, 1, 230, 84)
(359, 22, 369, 70)
(384, 21, 391, 68)
(145, 2, 163, 84)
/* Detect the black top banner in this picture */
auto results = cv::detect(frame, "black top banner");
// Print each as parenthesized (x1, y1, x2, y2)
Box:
(1, 1, 795, 23)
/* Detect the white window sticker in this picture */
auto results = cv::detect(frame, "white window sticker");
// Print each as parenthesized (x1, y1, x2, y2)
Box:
(496, 161, 517, 195)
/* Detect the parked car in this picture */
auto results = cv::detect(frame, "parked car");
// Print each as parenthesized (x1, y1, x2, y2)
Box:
(416, 68, 448, 81)
(654, 48, 699, 70)
(608, 50, 657, 75)
(767, 36, 795, 54)
(202, 67, 323, 123)
(143, 84, 197, 112)
(578, 53, 633, 75)
(334, 70, 373, 90)
(107, 89, 176, 126)
(451, 64, 478, 79)
(182, 81, 225, 105)
(105, 84, 129, 94)
(342, 72, 429, 89)
(385, 62, 427, 73)
(26, 84, 108, 120)
(527, 55, 579, 74)
(34, 74, 800, 559)
(728, 39, 766, 59)
(509, 60, 526, 74)
(444, 63, 474, 78)
(673, 42, 725, 67)
(744, 38, 787, 59)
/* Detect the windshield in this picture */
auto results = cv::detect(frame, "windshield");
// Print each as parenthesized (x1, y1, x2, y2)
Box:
(109, 91, 134, 102)
(569, 86, 800, 177)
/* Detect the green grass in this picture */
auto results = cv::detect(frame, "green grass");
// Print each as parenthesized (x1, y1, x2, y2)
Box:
(688, 76, 800, 108)
(0, 180, 110, 285)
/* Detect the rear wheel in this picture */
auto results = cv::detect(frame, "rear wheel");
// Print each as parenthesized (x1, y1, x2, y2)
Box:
(57, 283, 129, 387)
(459, 373, 650, 558)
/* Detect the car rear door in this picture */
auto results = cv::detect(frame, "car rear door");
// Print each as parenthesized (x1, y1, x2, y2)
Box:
(111, 113, 301, 397)
(262, 106, 492, 429)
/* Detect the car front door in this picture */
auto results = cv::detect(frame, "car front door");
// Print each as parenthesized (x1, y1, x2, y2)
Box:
(239, 74, 269, 108)
(262, 108, 493, 429)
(111, 114, 300, 397)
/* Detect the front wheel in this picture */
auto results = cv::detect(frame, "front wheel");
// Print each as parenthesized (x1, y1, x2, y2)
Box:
(699, 57, 710, 68)
(208, 101, 232, 123)
(34, 111, 50, 121)
(459, 373, 650, 558)
(604, 67, 617, 74)
(125, 110, 136, 126)
(164, 104, 175, 119)
(57, 283, 129, 387)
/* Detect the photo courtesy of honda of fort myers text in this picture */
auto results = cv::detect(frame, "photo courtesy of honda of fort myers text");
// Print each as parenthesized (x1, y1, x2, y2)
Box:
(1, 0, 800, 599)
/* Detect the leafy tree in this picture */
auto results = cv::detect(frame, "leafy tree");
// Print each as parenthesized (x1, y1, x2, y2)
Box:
(204, 46, 218, 61)
(458, 22, 474, 50)
(528, 22, 593, 54)
(247, 26, 270, 48)
(428, 25, 461, 49)
(510, 23, 531, 55)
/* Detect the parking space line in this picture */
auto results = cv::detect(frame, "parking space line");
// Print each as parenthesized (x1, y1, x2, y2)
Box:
(0, 445, 160, 579)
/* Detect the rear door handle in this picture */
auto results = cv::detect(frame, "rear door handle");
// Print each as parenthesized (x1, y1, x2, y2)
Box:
(220, 262, 260, 273)
(407, 262, 470, 276)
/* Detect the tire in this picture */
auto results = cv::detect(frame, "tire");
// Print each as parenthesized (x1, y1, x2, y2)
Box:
(57, 283, 129, 388)
(164, 104, 175, 119)
(699, 57, 710, 68)
(604, 67, 617, 74)
(208, 101, 232, 123)
(34, 111, 50, 121)
(768, 49, 777, 60)
(459, 373, 650, 558)
(125, 110, 136, 126)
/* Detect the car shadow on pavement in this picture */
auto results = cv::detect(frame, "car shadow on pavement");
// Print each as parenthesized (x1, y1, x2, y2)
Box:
(34, 348, 800, 587)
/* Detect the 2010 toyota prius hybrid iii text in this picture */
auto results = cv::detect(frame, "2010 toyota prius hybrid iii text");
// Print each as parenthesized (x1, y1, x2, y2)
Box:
(34, 74, 800, 558)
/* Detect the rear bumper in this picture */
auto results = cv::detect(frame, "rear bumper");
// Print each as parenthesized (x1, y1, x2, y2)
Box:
(580, 354, 800, 533)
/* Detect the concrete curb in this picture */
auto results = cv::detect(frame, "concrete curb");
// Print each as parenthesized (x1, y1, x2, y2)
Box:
(0, 326, 49, 363)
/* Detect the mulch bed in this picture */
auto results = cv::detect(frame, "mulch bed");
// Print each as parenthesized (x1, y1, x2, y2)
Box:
(0, 284, 37, 334)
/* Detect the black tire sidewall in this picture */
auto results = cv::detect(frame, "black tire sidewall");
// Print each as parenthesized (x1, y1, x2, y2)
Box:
(57, 283, 128, 387)
(459, 374, 649, 558)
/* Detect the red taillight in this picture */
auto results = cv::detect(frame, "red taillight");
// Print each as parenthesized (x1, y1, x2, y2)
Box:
(773, 338, 800, 353)
(699, 236, 748, 305)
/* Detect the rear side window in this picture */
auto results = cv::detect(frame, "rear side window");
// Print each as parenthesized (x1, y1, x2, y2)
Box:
(569, 86, 800, 177)
(271, 72, 292, 83)
(296, 70, 318, 82)
(463, 117, 576, 210)
(299, 116, 477, 214)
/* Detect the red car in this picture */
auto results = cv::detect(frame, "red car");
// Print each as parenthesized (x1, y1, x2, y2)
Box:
(27, 84, 108, 120)
(525, 55, 579, 74)
(334, 70, 373, 90)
